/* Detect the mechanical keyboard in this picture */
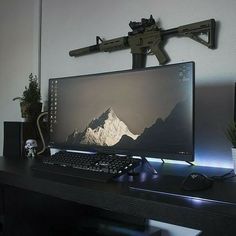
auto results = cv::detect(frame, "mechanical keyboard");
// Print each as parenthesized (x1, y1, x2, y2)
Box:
(31, 151, 141, 182)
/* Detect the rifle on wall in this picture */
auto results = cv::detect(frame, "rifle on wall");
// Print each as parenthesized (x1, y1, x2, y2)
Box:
(69, 16, 216, 69)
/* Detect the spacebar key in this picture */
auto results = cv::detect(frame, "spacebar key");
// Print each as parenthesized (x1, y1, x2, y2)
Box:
(31, 164, 114, 182)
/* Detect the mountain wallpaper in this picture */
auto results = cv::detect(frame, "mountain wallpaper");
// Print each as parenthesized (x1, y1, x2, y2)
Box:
(66, 107, 139, 147)
(51, 63, 193, 156)
(66, 100, 192, 154)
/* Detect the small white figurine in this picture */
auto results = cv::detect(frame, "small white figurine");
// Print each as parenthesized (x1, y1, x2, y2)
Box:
(25, 139, 38, 158)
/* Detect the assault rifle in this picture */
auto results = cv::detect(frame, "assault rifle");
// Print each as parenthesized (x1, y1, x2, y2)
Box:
(69, 16, 216, 69)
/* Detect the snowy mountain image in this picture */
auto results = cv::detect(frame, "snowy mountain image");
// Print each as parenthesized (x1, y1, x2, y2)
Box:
(66, 108, 139, 146)
(66, 101, 192, 154)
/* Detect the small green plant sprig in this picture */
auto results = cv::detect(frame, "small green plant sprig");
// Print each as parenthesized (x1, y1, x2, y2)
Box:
(226, 122, 236, 148)
(13, 73, 41, 104)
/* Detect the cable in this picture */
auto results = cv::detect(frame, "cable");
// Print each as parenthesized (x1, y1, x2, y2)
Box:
(211, 170, 236, 181)
(36, 111, 48, 155)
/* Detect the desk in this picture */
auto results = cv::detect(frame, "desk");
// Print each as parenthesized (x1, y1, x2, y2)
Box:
(0, 157, 236, 235)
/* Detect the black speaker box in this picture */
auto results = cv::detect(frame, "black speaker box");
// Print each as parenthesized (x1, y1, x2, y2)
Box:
(3, 121, 49, 159)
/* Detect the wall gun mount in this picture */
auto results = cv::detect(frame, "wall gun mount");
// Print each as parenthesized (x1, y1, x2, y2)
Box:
(69, 16, 216, 69)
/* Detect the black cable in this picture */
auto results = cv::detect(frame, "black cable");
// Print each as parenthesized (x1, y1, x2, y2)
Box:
(211, 170, 236, 181)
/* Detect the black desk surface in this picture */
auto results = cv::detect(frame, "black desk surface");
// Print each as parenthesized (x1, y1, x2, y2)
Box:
(1, 157, 236, 235)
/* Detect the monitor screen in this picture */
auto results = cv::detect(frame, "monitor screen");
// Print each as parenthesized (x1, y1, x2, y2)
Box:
(48, 62, 194, 161)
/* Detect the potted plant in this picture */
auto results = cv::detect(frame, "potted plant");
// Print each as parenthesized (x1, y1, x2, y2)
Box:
(226, 122, 236, 173)
(13, 73, 42, 122)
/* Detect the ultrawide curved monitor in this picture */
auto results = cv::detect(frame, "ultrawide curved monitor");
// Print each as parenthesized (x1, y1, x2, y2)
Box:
(48, 62, 194, 162)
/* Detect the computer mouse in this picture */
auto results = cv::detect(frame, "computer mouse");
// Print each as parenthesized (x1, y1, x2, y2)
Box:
(181, 172, 214, 191)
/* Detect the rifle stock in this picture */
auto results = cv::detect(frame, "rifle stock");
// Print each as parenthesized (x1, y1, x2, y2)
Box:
(177, 19, 216, 49)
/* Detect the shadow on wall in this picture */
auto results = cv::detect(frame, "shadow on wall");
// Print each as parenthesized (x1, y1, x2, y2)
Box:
(195, 80, 235, 168)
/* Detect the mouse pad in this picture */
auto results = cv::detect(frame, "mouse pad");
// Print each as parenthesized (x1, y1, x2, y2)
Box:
(128, 174, 219, 206)
(129, 174, 185, 195)
(129, 174, 236, 206)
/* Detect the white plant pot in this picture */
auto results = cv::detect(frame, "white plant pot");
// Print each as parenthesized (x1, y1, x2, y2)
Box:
(232, 148, 236, 174)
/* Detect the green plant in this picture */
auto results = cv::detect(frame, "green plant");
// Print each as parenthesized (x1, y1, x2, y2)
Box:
(13, 73, 41, 104)
(226, 122, 236, 148)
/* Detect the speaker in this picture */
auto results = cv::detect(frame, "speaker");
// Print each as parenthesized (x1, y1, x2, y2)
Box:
(3, 121, 49, 158)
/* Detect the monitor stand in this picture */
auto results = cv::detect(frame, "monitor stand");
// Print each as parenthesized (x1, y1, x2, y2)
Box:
(141, 157, 159, 175)
(141, 157, 194, 175)
(128, 157, 194, 177)
(127, 156, 159, 176)
(185, 161, 194, 166)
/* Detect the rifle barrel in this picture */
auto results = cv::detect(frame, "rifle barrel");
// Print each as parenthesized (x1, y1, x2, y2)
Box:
(69, 44, 100, 57)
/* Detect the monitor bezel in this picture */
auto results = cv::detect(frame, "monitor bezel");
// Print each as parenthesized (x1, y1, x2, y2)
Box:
(48, 61, 195, 162)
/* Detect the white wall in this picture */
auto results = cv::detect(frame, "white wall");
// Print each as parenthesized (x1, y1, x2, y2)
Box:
(0, 0, 40, 155)
(41, 0, 236, 168)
